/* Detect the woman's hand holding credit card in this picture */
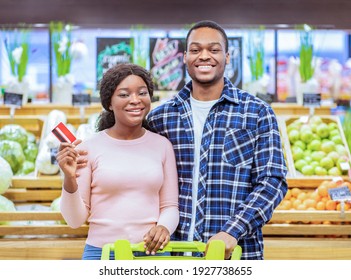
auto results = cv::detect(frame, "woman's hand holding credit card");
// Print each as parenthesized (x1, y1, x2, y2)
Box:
(52, 122, 87, 181)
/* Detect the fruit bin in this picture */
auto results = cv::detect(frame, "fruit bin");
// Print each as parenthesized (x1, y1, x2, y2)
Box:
(0, 115, 46, 143)
(279, 115, 351, 179)
(264, 178, 351, 260)
(0, 175, 87, 260)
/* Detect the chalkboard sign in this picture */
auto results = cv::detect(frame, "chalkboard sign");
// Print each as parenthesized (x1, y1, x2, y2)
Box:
(303, 93, 321, 107)
(4, 91, 23, 107)
(225, 37, 243, 89)
(328, 186, 351, 201)
(72, 93, 91, 106)
(96, 38, 132, 84)
(149, 38, 186, 91)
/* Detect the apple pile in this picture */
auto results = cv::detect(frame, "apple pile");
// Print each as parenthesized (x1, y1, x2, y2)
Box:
(287, 116, 351, 176)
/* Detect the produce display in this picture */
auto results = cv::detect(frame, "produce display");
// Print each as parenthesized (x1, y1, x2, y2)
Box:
(285, 115, 351, 177)
(276, 179, 351, 216)
(0, 124, 38, 176)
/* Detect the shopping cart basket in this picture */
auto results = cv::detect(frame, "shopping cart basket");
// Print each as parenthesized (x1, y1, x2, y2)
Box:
(101, 239, 242, 260)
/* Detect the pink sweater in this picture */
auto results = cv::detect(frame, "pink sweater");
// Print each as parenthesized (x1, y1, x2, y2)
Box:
(60, 130, 179, 248)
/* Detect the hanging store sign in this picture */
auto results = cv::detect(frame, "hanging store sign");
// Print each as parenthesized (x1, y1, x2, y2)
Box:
(96, 38, 132, 84)
(149, 38, 186, 91)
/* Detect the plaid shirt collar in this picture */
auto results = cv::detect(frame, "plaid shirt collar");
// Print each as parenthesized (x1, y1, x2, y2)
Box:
(172, 77, 240, 106)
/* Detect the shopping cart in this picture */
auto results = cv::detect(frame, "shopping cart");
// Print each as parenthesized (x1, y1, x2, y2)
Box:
(101, 239, 242, 260)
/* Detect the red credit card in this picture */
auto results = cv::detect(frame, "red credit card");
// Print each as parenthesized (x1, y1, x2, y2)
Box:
(51, 122, 76, 143)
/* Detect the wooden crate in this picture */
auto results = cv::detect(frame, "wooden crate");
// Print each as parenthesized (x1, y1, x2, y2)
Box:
(263, 178, 351, 259)
(0, 175, 87, 260)
(279, 115, 351, 180)
(0, 104, 102, 116)
(271, 103, 334, 116)
(0, 115, 46, 143)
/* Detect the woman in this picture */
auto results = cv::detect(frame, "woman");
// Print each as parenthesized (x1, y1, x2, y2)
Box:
(56, 63, 179, 260)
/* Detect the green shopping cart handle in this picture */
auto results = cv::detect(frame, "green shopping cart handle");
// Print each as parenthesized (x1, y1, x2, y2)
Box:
(101, 239, 242, 260)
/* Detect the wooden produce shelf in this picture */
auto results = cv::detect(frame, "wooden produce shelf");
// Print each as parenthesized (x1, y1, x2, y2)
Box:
(264, 237, 351, 260)
(279, 115, 351, 180)
(0, 174, 87, 260)
(271, 103, 335, 116)
(0, 115, 45, 142)
(0, 103, 103, 116)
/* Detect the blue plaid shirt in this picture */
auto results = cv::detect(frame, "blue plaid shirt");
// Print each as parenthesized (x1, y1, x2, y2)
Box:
(147, 78, 287, 259)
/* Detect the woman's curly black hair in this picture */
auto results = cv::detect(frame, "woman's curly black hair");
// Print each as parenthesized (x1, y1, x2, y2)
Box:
(96, 63, 154, 131)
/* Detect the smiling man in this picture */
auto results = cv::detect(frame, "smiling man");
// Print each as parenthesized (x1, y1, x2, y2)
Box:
(146, 20, 288, 260)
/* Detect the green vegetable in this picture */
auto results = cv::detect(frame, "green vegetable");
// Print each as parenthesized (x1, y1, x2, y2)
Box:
(0, 140, 25, 174)
(16, 160, 35, 176)
(0, 195, 16, 225)
(26, 132, 36, 143)
(0, 124, 28, 149)
(24, 142, 38, 162)
(0, 156, 13, 195)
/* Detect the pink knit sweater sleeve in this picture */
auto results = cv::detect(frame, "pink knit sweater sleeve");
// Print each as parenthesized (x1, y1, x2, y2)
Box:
(60, 142, 92, 228)
(156, 139, 179, 234)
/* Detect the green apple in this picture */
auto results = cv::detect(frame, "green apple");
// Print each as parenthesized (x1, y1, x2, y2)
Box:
(292, 146, 304, 161)
(303, 150, 312, 157)
(327, 151, 340, 164)
(316, 123, 329, 139)
(314, 166, 328, 175)
(311, 151, 327, 162)
(288, 130, 300, 143)
(328, 129, 340, 138)
(331, 135, 343, 145)
(301, 165, 315, 176)
(310, 161, 320, 168)
(293, 140, 306, 150)
(320, 157, 335, 170)
(304, 156, 313, 163)
(287, 122, 301, 133)
(309, 116, 323, 125)
(295, 159, 307, 172)
(321, 140, 335, 153)
(328, 122, 338, 132)
(307, 139, 321, 151)
(300, 129, 314, 144)
(328, 167, 341, 176)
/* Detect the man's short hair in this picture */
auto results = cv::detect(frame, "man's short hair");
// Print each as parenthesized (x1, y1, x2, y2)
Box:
(185, 20, 229, 52)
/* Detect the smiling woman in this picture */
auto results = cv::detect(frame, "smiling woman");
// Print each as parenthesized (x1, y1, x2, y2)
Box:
(55, 63, 179, 260)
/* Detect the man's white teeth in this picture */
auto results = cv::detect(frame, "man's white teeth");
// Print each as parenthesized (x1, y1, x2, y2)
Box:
(198, 65, 212, 70)
(129, 109, 141, 112)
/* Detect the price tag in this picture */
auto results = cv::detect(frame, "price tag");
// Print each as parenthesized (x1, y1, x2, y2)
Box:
(257, 93, 274, 104)
(4, 91, 23, 107)
(50, 147, 58, 165)
(303, 93, 321, 107)
(339, 162, 350, 171)
(328, 186, 351, 201)
(72, 93, 91, 106)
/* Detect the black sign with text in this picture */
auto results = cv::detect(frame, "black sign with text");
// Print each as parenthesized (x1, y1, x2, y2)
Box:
(96, 38, 132, 85)
(328, 186, 351, 201)
(225, 37, 243, 89)
(4, 91, 23, 107)
(72, 93, 91, 106)
(149, 38, 186, 91)
(257, 93, 275, 104)
(303, 93, 321, 107)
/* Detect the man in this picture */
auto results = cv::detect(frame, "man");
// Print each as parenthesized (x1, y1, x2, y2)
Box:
(146, 20, 288, 259)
